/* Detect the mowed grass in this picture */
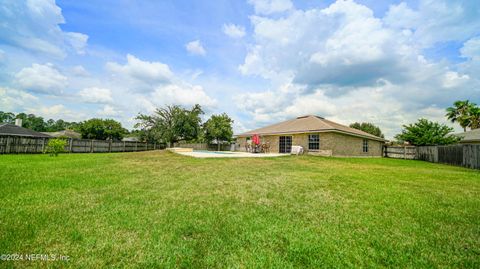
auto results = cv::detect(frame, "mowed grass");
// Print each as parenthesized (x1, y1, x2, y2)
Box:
(0, 151, 479, 268)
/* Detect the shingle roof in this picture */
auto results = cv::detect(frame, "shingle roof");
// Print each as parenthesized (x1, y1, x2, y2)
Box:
(236, 115, 386, 141)
(0, 123, 51, 138)
(454, 128, 480, 142)
(41, 130, 81, 139)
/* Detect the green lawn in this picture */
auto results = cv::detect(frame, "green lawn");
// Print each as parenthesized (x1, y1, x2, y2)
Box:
(0, 151, 479, 268)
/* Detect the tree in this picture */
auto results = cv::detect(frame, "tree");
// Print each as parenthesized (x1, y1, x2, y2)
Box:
(395, 119, 459, 146)
(468, 106, 480, 130)
(77, 118, 127, 140)
(349, 122, 384, 138)
(15, 113, 47, 131)
(175, 104, 204, 142)
(45, 138, 67, 156)
(135, 104, 204, 147)
(0, 111, 15, 123)
(203, 113, 234, 150)
(446, 100, 475, 132)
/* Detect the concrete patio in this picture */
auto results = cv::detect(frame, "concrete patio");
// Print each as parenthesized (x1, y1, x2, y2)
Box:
(175, 150, 287, 158)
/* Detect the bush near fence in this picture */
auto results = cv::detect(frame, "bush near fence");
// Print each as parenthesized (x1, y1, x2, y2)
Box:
(385, 144, 480, 169)
(0, 135, 166, 154)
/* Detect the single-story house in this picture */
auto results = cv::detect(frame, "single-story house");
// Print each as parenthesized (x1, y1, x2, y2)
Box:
(0, 123, 51, 138)
(454, 129, 480, 144)
(41, 130, 81, 139)
(236, 115, 386, 157)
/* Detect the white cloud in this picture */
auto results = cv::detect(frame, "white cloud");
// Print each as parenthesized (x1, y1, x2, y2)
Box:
(185, 40, 206, 56)
(98, 105, 121, 117)
(0, 0, 88, 57)
(26, 104, 85, 122)
(71, 65, 89, 76)
(15, 63, 68, 95)
(79, 87, 113, 103)
(240, 0, 417, 88)
(0, 87, 38, 112)
(236, 0, 478, 138)
(460, 37, 480, 78)
(104, 54, 218, 117)
(248, 0, 293, 15)
(150, 83, 217, 108)
(106, 54, 173, 86)
(384, 0, 480, 47)
(65, 32, 89, 55)
(223, 24, 246, 38)
(461, 37, 480, 59)
(442, 71, 469, 88)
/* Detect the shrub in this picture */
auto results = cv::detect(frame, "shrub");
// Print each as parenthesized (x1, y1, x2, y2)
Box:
(45, 138, 67, 156)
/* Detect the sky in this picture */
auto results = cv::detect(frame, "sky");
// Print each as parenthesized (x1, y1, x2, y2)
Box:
(0, 0, 479, 139)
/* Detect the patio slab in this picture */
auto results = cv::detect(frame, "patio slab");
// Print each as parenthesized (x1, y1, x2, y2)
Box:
(175, 150, 287, 158)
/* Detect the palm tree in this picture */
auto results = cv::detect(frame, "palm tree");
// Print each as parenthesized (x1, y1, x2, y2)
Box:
(445, 100, 475, 132)
(469, 106, 480, 130)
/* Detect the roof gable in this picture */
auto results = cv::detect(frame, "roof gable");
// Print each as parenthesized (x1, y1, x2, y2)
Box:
(236, 115, 385, 141)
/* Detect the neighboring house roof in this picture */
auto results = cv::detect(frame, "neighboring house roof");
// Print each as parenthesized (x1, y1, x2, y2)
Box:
(236, 115, 386, 141)
(454, 128, 480, 143)
(122, 136, 140, 142)
(0, 123, 51, 138)
(41, 130, 81, 139)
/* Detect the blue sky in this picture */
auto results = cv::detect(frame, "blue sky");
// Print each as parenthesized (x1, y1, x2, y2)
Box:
(1, 0, 479, 138)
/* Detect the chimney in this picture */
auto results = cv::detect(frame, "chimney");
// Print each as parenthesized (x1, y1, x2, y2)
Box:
(15, 118, 22, 127)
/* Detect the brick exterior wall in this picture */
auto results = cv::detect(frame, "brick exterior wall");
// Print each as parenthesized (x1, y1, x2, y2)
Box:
(236, 132, 384, 157)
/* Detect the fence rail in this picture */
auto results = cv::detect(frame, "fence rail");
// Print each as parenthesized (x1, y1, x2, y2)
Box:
(385, 144, 480, 169)
(0, 136, 166, 154)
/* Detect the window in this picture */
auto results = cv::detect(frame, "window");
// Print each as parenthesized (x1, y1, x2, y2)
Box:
(362, 139, 369, 153)
(279, 136, 292, 153)
(308, 134, 319, 150)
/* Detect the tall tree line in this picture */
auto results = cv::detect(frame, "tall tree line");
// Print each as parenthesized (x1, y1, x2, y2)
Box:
(0, 111, 79, 132)
(0, 111, 127, 140)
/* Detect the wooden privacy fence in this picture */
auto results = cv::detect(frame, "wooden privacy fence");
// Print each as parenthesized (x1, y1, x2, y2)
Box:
(0, 135, 166, 154)
(174, 142, 232, 151)
(416, 144, 480, 169)
(383, 146, 416, 159)
(385, 144, 480, 169)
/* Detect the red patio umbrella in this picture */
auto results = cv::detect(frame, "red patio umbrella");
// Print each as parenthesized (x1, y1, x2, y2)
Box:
(252, 134, 260, 145)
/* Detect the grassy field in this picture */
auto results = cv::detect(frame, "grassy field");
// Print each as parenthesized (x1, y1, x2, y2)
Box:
(0, 151, 479, 268)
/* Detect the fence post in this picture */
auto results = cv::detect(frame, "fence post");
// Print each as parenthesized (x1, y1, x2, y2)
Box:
(6, 136, 11, 154)
(135, 141, 138, 151)
(123, 141, 126, 152)
(91, 140, 94, 153)
(109, 140, 112, 152)
(41, 138, 46, 153)
(69, 138, 73, 153)
(404, 146, 406, 159)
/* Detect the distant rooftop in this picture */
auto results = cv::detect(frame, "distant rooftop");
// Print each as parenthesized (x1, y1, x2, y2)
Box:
(454, 128, 480, 143)
(41, 130, 81, 139)
(236, 115, 385, 141)
(0, 123, 51, 138)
